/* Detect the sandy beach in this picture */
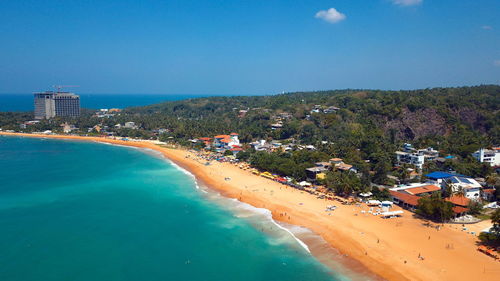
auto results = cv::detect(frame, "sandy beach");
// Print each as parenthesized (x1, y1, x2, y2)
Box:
(2, 132, 499, 281)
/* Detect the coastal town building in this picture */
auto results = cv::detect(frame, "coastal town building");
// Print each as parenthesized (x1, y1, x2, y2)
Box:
(417, 147, 440, 161)
(310, 105, 322, 113)
(61, 123, 77, 133)
(19, 120, 40, 129)
(401, 184, 441, 196)
(323, 106, 340, 114)
(271, 122, 283, 129)
(229, 146, 243, 156)
(423, 171, 482, 200)
(445, 195, 470, 208)
(389, 190, 420, 211)
(395, 151, 425, 169)
(277, 112, 293, 119)
(34, 91, 80, 119)
(445, 176, 482, 200)
(326, 158, 357, 173)
(250, 140, 272, 152)
(124, 122, 138, 129)
(95, 108, 120, 118)
(198, 137, 213, 147)
(329, 158, 343, 165)
(389, 189, 470, 217)
(395, 144, 439, 170)
(336, 163, 358, 173)
(482, 188, 496, 201)
(472, 148, 500, 166)
(308, 105, 339, 114)
(237, 110, 248, 118)
(425, 171, 464, 186)
(305, 166, 328, 182)
(213, 133, 240, 149)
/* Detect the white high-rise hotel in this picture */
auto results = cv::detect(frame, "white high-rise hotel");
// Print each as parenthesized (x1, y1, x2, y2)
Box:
(34, 91, 80, 119)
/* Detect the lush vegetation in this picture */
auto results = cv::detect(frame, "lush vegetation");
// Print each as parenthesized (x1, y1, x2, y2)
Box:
(415, 193, 455, 222)
(325, 170, 367, 196)
(2, 85, 499, 186)
(249, 150, 329, 180)
(479, 209, 500, 245)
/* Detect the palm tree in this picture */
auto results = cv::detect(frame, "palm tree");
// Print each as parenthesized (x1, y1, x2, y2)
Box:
(443, 180, 453, 198)
(453, 185, 466, 198)
(444, 179, 465, 198)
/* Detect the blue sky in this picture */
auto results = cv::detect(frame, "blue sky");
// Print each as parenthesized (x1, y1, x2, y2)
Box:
(0, 0, 499, 94)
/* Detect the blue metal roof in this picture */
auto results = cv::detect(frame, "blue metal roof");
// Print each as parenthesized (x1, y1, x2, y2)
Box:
(425, 171, 465, 179)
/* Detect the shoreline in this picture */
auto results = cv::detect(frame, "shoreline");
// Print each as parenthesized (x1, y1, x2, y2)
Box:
(2, 132, 499, 281)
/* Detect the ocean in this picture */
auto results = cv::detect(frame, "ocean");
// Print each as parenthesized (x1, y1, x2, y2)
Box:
(0, 136, 362, 281)
(0, 93, 218, 112)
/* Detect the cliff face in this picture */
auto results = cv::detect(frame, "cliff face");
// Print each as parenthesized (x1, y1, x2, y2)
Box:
(455, 107, 488, 134)
(379, 106, 493, 140)
(381, 107, 451, 140)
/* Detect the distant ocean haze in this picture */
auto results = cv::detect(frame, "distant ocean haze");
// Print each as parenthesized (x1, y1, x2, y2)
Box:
(0, 93, 215, 112)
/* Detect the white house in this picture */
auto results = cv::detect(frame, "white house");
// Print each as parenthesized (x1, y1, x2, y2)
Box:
(61, 123, 77, 133)
(472, 148, 500, 166)
(395, 151, 425, 169)
(417, 147, 439, 161)
(124, 122, 138, 129)
(395, 144, 439, 170)
(213, 133, 240, 149)
(445, 176, 482, 201)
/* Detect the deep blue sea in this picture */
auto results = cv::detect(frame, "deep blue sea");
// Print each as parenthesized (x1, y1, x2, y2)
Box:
(0, 94, 214, 112)
(0, 136, 371, 281)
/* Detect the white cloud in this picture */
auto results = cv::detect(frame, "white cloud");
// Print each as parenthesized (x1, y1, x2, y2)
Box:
(494, 60, 500, 67)
(481, 25, 493, 30)
(392, 0, 423, 6)
(315, 8, 346, 24)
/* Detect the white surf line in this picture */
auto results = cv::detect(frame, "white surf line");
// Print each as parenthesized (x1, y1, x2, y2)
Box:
(112, 141, 311, 253)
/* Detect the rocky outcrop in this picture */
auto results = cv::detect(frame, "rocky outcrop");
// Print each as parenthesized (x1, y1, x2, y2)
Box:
(381, 107, 451, 140)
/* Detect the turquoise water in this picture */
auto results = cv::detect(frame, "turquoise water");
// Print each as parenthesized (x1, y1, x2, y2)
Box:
(0, 136, 346, 281)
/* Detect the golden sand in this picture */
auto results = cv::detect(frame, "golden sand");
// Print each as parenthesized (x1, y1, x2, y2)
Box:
(2, 132, 499, 281)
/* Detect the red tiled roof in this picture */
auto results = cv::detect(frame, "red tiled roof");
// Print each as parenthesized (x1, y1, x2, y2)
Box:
(404, 185, 441, 195)
(452, 206, 469, 214)
(445, 195, 470, 207)
(230, 147, 243, 151)
(230, 133, 239, 135)
(199, 137, 212, 141)
(483, 189, 495, 194)
(214, 135, 230, 139)
(389, 191, 421, 207)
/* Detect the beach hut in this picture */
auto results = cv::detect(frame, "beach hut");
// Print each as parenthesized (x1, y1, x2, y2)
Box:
(381, 201, 393, 208)
(380, 210, 404, 218)
(367, 200, 381, 206)
(359, 192, 373, 202)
